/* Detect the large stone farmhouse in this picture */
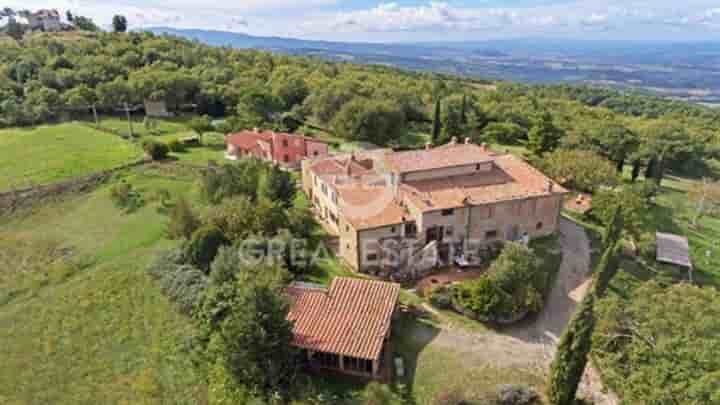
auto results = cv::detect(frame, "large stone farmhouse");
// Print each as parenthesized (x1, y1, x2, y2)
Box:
(287, 277, 400, 379)
(302, 138, 568, 279)
(225, 129, 329, 169)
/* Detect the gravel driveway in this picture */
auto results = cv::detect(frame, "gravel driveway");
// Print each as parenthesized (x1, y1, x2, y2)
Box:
(410, 217, 618, 403)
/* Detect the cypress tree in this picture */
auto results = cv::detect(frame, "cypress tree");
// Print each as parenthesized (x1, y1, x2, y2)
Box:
(645, 156, 657, 179)
(432, 98, 441, 143)
(548, 210, 623, 405)
(460, 94, 467, 125)
(547, 291, 596, 405)
(631, 160, 641, 182)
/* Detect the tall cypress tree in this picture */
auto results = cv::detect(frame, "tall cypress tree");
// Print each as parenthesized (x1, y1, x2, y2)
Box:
(432, 98, 441, 143)
(547, 292, 597, 405)
(548, 209, 623, 405)
(460, 94, 467, 125)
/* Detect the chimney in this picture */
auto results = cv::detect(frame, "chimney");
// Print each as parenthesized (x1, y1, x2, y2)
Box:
(450, 136, 458, 145)
(253, 127, 259, 133)
(548, 180, 555, 193)
(464, 137, 471, 145)
(480, 142, 488, 152)
(425, 142, 432, 150)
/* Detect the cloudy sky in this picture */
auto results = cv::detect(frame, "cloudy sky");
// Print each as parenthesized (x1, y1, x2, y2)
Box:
(4, 0, 720, 42)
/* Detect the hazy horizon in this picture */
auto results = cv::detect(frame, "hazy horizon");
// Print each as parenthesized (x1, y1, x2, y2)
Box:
(3, 1, 720, 42)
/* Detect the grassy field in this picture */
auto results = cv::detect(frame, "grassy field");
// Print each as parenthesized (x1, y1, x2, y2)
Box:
(0, 166, 204, 404)
(94, 116, 192, 138)
(0, 123, 143, 191)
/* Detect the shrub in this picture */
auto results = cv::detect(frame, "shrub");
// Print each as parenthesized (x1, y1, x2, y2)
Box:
(429, 286, 453, 310)
(167, 138, 185, 153)
(146, 248, 207, 316)
(142, 139, 170, 160)
(453, 243, 544, 322)
(166, 196, 200, 240)
(497, 385, 541, 405)
(186, 225, 229, 271)
(109, 182, 144, 213)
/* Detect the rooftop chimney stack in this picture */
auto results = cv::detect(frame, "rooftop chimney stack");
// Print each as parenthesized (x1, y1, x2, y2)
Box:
(548, 180, 555, 193)
(450, 136, 458, 145)
(253, 127, 259, 133)
(480, 142, 488, 152)
(465, 137, 471, 145)
(425, 142, 432, 150)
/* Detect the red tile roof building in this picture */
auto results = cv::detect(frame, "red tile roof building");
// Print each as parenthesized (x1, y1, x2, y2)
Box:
(301, 138, 568, 280)
(225, 129, 329, 168)
(287, 278, 400, 378)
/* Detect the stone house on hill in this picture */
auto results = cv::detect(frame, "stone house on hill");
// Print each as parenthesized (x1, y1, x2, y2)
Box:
(302, 138, 568, 280)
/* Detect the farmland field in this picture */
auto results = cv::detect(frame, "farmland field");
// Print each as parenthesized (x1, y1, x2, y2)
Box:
(0, 166, 204, 404)
(0, 123, 142, 191)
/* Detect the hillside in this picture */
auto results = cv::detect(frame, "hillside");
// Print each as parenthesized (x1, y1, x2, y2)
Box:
(1, 30, 720, 404)
(146, 27, 720, 104)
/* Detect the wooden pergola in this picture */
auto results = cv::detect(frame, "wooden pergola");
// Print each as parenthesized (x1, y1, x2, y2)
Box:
(656, 232, 694, 281)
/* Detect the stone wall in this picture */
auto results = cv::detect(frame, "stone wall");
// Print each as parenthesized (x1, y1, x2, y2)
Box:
(0, 160, 146, 215)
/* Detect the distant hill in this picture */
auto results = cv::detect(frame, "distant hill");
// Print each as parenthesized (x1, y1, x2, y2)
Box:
(145, 27, 720, 104)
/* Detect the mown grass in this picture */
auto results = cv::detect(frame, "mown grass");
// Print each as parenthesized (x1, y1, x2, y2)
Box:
(0, 166, 204, 404)
(0, 123, 143, 191)
(392, 314, 544, 404)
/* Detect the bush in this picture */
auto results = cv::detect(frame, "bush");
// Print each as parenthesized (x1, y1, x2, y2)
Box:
(167, 138, 185, 153)
(453, 243, 544, 322)
(146, 248, 207, 316)
(429, 286, 453, 310)
(166, 196, 200, 240)
(109, 182, 144, 213)
(496, 385, 540, 405)
(186, 225, 229, 271)
(142, 139, 170, 160)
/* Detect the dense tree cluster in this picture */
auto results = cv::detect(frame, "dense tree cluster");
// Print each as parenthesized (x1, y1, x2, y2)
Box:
(452, 243, 547, 322)
(594, 282, 720, 405)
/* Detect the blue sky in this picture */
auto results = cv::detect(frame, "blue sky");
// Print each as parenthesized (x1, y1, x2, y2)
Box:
(5, 1, 720, 41)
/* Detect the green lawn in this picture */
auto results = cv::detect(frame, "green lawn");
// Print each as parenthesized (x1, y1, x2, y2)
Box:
(647, 175, 720, 285)
(0, 166, 204, 404)
(0, 123, 143, 191)
(392, 314, 543, 404)
(94, 116, 191, 138)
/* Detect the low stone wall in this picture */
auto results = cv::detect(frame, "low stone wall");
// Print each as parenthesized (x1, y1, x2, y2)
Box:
(0, 160, 146, 215)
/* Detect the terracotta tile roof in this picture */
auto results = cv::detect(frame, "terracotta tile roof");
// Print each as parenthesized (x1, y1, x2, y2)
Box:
(385, 143, 495, 173)
(309, 155, 375, 179)
(225, 131, 272, 150)
(286, 277, 400, 361)
(401, 154, 568, 212)
(226, 130, 328, 150)
(335, 183, 409, 229)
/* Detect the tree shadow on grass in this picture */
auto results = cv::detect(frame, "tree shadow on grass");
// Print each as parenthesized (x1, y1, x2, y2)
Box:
(391, 310, 441, 404)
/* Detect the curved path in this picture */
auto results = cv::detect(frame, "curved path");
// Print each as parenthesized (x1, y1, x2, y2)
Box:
(413, 218, 618, 403)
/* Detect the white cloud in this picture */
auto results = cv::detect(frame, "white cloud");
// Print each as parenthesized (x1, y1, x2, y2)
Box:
(2, 0, 720, 40)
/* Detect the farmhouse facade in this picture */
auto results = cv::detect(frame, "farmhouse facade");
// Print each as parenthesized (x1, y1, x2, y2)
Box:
(302, 138, 568, 280)
(225, 129, 329, 169)
(20, 9, 62, 32)
(287, 278, 399, 379)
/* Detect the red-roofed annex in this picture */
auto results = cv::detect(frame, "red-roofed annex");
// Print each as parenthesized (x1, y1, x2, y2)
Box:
(286, 278, 400, 379)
